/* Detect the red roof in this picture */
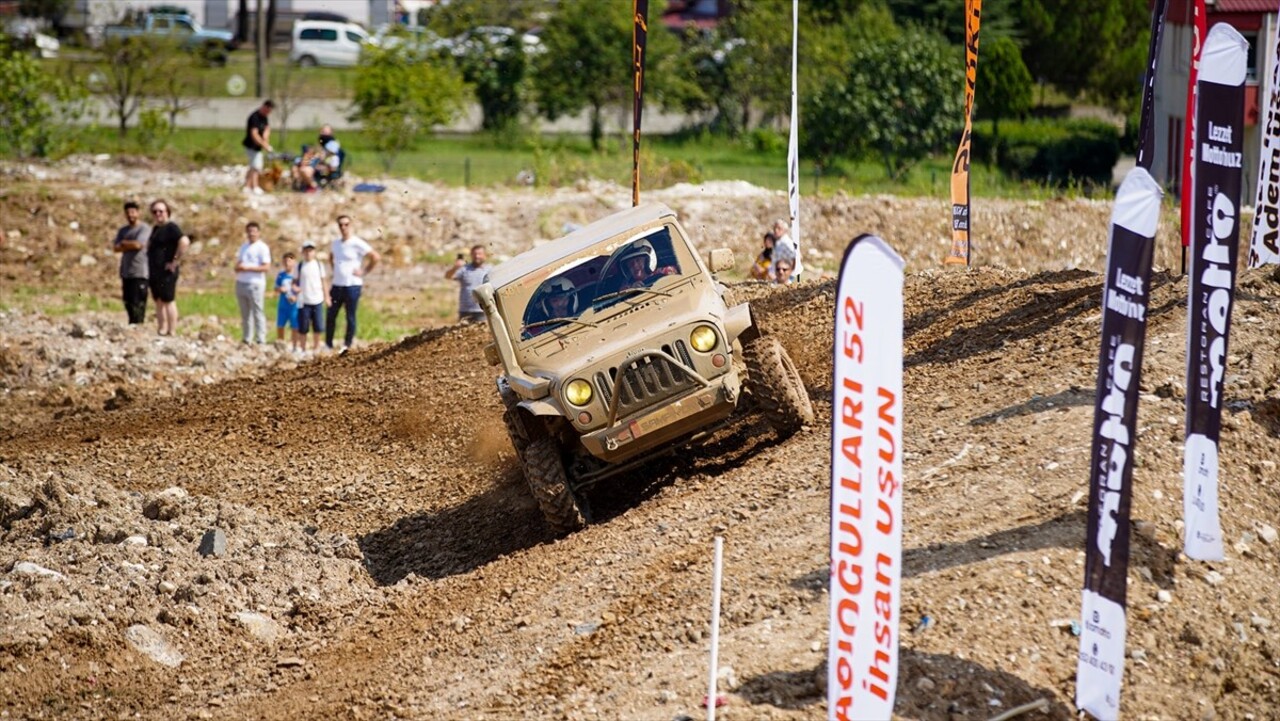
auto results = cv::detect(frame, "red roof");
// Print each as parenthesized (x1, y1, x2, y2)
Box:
(1214, 0, 1276, 12)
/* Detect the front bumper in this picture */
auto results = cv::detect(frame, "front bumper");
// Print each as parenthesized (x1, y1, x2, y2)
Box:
(579, 368, 741, 464)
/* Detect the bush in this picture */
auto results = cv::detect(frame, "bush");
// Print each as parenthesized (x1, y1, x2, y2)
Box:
(973, 118, 1121, 186)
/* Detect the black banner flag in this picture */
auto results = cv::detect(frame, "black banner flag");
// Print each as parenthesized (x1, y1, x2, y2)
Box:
(1184, 24, 1247, 561)
(1076, 168, 1162, 720)
(632, 0, 649, 208)
(1136, 0, 1168, 170)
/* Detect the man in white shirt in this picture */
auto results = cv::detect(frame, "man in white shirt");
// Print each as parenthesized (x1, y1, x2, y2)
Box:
(234, 221, 272, 344)
(769, 218, 803, 283)
(326, 215, 380, 355)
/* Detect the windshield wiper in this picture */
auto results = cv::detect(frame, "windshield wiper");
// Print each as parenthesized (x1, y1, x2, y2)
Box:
(591, 286, 672, 305)
(523, 316, 599, 332)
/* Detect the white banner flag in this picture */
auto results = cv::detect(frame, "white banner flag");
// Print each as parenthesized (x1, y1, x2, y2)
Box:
(1249, 16, 1280, 267)
(828, 235, 904, 721)
(787, 0, 801, 265)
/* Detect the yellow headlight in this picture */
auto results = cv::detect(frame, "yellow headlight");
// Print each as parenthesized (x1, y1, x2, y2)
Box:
(565, 379, 593, 407)
(690, 325, 717, 352)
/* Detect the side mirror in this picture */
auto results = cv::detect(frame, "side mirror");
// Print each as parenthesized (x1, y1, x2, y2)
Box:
(707, 248, 735, 273)
(483, 343, 500, 366)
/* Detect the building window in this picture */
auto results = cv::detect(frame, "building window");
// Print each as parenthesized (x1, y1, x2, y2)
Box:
(1244, 32, 1259, 83)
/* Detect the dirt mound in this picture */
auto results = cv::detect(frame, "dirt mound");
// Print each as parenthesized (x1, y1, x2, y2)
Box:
(3, 165, 1279, 719)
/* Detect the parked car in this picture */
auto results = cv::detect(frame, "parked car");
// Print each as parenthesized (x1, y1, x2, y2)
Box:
(290, 19, 370, 67)
(4, 19, 60, 59)
(101, 11, 236, 63)
(450, 25, 543, 57)
(370, 24, 449, 59)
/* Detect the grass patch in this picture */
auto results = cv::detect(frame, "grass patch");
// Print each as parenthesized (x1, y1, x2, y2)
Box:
(49, 52, 357, 99)
(52, 125, 1097, 200)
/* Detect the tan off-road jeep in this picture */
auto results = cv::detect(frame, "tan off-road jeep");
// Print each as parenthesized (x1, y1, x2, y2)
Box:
(474, 202, 813, 532)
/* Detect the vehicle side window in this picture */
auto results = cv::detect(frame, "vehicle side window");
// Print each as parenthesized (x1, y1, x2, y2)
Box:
(321, 29, 338, 41)
(153, 17, 171, 31)
(175, 19, 194, 34)
(346, 31, 364, 43)
(299, 28, 321, 40)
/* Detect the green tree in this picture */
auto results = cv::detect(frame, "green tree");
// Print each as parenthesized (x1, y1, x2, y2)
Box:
(453, 33, 528, 133)
(802, 29, 963, 177)
(0, 47, 88, 157)
(1015, 0, 1147, 110)
(531, 0, 683, 151)
(98, 36, 161, 137)
(350, 45, 469, 170)
(975, 35, 1032, 137)
(726, 0, 898, 131)
(417, 0, 552, 37)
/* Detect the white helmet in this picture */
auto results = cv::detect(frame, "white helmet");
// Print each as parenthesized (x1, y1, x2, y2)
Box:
(540, 276, 578, 315)
(618, 239, 656, 275)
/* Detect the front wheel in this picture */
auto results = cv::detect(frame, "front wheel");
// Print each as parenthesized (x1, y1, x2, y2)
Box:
(744, 336, 814, 437)
(521, 438, 586, 534)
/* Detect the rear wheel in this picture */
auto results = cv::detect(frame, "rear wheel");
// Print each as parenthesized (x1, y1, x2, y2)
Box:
(297, 55, 317, 67)
(744, 336, 814, 437)
(521, 438, 586, 534)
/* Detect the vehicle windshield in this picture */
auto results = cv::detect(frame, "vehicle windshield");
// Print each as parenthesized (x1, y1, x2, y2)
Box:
(520, 227, 684, 339)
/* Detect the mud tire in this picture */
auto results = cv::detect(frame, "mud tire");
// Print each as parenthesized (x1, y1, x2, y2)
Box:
(744, 336, 814, 437)
(521, 438, 586, 534)
(501, 400, 533, 458)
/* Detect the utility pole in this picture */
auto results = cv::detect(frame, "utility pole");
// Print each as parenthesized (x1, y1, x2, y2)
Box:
(254, 0, 265, 97)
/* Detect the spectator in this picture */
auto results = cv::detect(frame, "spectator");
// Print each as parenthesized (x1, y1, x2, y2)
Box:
(234, 221, 272, 344)
(242, 100, 274, 196)
(293, 126, 342, 192)
(749, 231, 775, 281)
(770, 218, 802, 283)
(445, 244, 490, 324)
(145, 200, 190, 337)
(275, 252, 299, 344)
(326, 215, 380, 355)
(293, 241, 328, 354)
(112, 200, 151, 325)
(773, 258, 794, 286)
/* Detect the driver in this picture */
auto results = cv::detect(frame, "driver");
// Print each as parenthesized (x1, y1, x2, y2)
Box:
(618, 239, 676, 290)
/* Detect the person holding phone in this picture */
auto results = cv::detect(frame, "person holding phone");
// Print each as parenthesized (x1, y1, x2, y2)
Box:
(445, 244, 490, 324)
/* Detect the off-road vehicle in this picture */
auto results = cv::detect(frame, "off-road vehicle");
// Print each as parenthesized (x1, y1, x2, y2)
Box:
(475, 202, 813, 532)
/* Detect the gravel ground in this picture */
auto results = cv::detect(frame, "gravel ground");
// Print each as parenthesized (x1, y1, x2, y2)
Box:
(1, 158, 1279, 720)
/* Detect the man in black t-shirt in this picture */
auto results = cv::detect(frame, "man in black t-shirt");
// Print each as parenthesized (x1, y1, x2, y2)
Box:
(242, 100, 274, 196)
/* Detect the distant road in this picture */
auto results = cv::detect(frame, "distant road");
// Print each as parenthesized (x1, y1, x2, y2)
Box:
(81, 97, 704, 134)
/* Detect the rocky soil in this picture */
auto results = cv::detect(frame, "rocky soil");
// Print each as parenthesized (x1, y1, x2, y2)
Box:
(2, 158, 1279, 720)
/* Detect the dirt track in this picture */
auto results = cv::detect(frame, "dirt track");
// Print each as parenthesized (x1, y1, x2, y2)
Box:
(3, 160, 1280, 720)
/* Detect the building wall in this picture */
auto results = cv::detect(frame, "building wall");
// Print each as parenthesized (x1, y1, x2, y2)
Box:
(1152, 13, 1274, 205)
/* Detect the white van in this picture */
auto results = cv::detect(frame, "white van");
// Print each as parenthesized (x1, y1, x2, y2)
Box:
(290, 20, 369, 67)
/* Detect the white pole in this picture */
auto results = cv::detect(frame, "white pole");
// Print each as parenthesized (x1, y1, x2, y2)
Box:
(707, 535, 724, 721)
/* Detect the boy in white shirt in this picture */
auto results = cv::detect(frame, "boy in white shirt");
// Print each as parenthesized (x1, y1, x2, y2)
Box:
(234, 221, 272, 344)
(293, 241, 328, 354)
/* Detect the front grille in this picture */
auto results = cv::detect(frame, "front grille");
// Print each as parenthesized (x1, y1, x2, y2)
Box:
(596, 350, 698, 420)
